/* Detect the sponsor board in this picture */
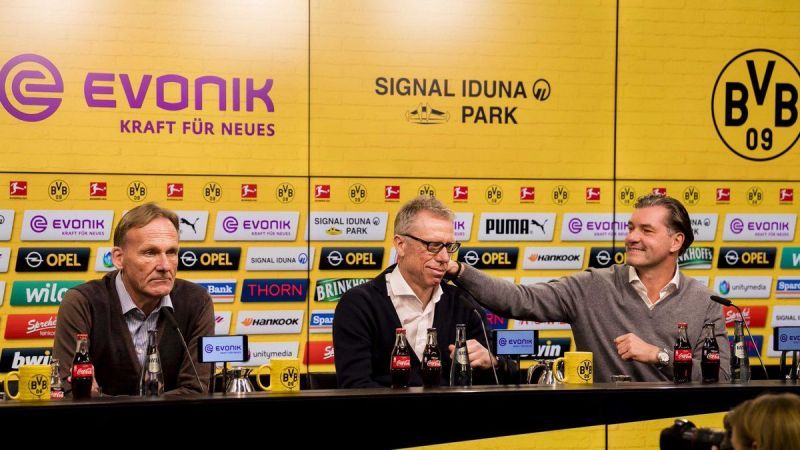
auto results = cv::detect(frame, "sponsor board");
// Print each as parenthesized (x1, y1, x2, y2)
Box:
(0, 281, 5, 306)
(10, 280, 82, 306)
(241, 279, 308, 302)
(533, 337, 571, 359)
(309, 311, 335, 333)
(678, 247, 714, 269)
(176, 211, 209, 241)
(21, 210, 114, 241)
(214, 311, 232, 335)
(776, 278, 800, 298)
(780, 247, 800, 269)
(241, 341, 300, 367)
(560, 213, 630, 241)
(0, 247, 9, 272)
(179, 247, 241, 271)
(588, 247, 626, 269)
(722, 305, 768, 328)
(245, 247, 313, 271)
(458, 247, 518, 270)
(319, 247, 383, 270)
(772, 306, 800, 327)
(512, 320, 571, 331)
(314, 278, 370, 302)
(713, 276, 772, 299)
(15, 248, 90, 272)
(307, 212, 388, 241)
(722, 214, 796, 241)
(0, 347, 53, 372)
(453, 212, 473, 241)
(4, 314, 58, 339)
(305, 341, 335, 365)
(522, 247, 583, 270)
(188, 279, 237, 303)
(0, 210, 14, 240)
(213, 211, 299, 241)
(727, 335, 763, 358)
(94, 247, 116, 272)
(689, 214, 719, 242)
(717, 247, 776, 269)
(485, 311, 510, 330)
(477, 213, 556, 241)
(235, 310, 305, 335)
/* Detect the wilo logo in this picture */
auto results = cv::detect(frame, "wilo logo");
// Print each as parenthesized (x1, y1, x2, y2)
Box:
(10, 280, 82, 306)
(0, 54, 63, 122)
(712, 49, 800, 161)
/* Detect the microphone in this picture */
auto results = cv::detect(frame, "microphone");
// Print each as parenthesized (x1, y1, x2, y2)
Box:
(161, 307, 206, 393)
(709, 295, 768, 379)
(448, 276, 500, 385)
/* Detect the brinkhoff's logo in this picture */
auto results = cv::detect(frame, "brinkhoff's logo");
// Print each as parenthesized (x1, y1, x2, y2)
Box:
(1, 53, 274, 123)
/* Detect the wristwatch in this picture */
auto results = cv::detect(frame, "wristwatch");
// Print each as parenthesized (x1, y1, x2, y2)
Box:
(656, 348, 670, 368)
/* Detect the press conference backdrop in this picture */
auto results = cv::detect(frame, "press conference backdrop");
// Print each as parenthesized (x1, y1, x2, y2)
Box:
(1, 1, 799, 381)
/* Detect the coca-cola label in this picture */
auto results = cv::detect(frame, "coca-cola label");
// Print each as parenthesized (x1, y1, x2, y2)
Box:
(391, 355, 411, 369)
(706, 352, 720, 361)
(50, 389, 64, 400)
(425, 359, 442, 369)
(72, 363, 94, 378)
(674, 349, 693, 362)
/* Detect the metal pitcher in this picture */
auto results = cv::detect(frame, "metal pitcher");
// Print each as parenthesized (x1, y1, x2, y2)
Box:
(226, 367, 255, 393)
(527, 360, 560, 385)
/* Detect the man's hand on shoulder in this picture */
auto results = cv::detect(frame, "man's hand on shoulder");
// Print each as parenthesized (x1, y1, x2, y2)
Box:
(614, 333, 660, 364)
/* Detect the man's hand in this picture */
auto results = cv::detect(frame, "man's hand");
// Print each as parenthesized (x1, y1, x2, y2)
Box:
(446, 260, 461, 278)
(449, 339, 495, 369)
(614, 333, 660, 364)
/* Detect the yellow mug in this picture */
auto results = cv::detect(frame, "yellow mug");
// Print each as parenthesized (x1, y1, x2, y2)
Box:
(553, 352, 593, 384)
(255, 358, 301, 393)
(3, 364, 51, 401)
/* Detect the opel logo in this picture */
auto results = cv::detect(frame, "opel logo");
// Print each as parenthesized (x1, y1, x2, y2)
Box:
(596, 250, 611, 266)
(181, 251, 198, 267)
(25, 251, 43, 268)
(725, 250, 739, 266)
(327, 251, 343, 267)
(463, 250, 479, 266)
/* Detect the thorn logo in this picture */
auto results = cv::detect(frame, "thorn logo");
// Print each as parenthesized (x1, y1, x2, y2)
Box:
(0, 54, 63, 122)
(712, 49, 800, 162)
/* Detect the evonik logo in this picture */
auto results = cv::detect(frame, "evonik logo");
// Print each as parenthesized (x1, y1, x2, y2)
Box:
(0, 53, 275, 123)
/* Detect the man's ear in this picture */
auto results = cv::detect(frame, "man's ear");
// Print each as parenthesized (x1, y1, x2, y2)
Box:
(111, 246, 124, 269)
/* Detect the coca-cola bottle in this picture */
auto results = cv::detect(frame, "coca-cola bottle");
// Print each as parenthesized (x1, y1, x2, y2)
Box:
(673, 322, 692, 383)
(421, 328, 442, 387)
(701, 322, 721, 383)
(450, 324, 472, 387)
(140, 329, 164, 396)
(49, 358, 64, 400)
(390, 328, 411, 388)
(730, 320, 750, 383)
(71, 333, 94, 399)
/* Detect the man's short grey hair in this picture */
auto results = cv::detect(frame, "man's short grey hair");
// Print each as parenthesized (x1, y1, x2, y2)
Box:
(394, 195, 455, 235)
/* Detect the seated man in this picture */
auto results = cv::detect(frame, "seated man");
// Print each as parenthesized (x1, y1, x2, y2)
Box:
(446, 194, 729, 382)
(334, 195, 496, 388)
(54, 203, 214, 396)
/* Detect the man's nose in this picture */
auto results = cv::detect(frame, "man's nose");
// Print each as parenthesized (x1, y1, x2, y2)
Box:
(156, 253, 173, 270)
(433, 247, 450, 262)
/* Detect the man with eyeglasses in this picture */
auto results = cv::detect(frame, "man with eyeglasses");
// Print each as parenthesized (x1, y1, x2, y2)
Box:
(333, 195, 496, 388)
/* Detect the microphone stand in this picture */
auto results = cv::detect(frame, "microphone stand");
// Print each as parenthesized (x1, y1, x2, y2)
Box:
(721, 300, 769, 379)
(449, 278, 500, 385)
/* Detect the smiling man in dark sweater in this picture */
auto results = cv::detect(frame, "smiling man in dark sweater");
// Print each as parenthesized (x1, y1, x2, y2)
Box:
(447, 193, 729, 383)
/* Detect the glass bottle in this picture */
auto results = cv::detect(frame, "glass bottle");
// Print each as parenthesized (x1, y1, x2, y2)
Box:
(450, 324, 472, 387)
(140, 329, 165, 396)
(421, 328, 442, 387)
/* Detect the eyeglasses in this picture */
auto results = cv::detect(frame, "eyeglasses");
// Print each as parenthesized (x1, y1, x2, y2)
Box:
(402, 234, 461, 254)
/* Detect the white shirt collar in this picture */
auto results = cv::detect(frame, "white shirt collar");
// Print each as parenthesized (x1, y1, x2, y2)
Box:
(387, 265, 443, 306)
(628, 264, 680, 309)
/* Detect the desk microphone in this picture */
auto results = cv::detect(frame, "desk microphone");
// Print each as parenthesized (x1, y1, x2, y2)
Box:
(161, 307, 205, 393)
(448, 276, 500, 385)
(709, 295, 768, 379)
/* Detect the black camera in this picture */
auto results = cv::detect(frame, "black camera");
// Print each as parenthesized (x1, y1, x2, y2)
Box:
(660, 418, 732, 450)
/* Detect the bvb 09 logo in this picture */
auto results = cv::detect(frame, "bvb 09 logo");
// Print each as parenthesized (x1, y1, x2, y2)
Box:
(712, 49, 800, 161)
(578, 359, 592, 381)
(280, 366, 299, 389)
